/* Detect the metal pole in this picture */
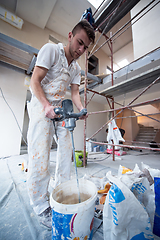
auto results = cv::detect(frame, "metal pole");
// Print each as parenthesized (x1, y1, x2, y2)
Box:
(83, 50, 88, 167)
(106, 97, 112, 109)
(115, 112, 160, 120)
(88, 97, 160, 115)
(90, 140, 160, 152)
(87, 93, 95, 106)
(70, 131, 81, 203)
(110, 34, 115, 161)
(88, 98, 160, 123)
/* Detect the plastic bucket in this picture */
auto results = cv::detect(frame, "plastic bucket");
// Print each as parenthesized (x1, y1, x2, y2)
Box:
(50, 178, 97, 240)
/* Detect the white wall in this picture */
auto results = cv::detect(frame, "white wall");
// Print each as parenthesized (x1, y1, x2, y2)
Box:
(0, 63, 27, 157)
(131, 0, 160, 59)
(0, 18, 68, 51)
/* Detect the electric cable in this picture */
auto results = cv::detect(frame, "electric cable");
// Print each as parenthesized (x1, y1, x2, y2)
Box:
(87, 154, 111, 162)
(90, 166, 110, 177)
(0, 87, 28, 146)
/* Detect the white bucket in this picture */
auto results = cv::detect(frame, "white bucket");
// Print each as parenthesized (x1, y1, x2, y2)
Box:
(50, 178, 97, 240)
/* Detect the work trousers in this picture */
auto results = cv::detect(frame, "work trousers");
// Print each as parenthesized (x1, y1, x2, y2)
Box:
(27, 98, 72, 215)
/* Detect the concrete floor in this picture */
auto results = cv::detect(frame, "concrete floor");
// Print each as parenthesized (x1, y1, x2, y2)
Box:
(68, 149, 160, 180)
(0, 149, 160, 240)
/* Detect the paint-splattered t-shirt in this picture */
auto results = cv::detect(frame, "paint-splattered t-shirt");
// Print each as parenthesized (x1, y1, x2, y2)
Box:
(34, 43, 81, 104)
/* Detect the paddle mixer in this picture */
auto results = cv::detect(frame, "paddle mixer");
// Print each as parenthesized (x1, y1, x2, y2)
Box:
(53, 99, 87, 203)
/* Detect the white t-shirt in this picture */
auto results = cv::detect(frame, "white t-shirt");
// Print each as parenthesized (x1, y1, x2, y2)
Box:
(36, 43, 81, 85)
(34, 43, 81, 104)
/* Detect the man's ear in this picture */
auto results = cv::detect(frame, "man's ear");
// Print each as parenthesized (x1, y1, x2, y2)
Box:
(68, 32, 73, 42)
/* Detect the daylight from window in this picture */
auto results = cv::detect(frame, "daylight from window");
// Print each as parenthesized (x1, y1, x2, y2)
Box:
(118, 59, 129, 68)
(87, 0, 103, 8)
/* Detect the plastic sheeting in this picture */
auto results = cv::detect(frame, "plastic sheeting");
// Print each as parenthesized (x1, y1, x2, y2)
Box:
(0, 154, 104, 240)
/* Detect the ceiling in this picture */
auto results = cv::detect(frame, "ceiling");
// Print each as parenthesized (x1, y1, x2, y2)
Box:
(0, 0, 133, 59)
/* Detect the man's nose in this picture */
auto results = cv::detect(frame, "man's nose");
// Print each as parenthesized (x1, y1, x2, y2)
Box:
(79, 45, 85, 53)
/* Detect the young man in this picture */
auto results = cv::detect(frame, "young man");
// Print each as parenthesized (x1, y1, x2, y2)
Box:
(27, 20, 95, 229)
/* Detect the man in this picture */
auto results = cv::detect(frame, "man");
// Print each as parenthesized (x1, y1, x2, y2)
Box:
(27, 20, 95, 229)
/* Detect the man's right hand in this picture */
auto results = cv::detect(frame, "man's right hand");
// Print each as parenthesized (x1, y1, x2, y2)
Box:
(44, 105, 59, 119)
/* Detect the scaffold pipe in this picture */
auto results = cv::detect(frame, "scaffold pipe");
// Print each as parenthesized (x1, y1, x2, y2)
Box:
(90, 140, 160, 152)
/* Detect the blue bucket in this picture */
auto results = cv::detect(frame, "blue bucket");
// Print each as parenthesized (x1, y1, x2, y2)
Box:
(50, 179, 97, 239)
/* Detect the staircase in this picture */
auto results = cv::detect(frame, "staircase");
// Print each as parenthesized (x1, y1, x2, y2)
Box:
(134, 125, 158, 147)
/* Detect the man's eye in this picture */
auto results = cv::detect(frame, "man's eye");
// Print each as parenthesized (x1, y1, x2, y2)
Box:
(78, 41, 83, 45)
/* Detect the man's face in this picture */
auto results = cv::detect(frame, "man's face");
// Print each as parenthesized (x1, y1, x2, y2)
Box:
(68, 29, 91, 60)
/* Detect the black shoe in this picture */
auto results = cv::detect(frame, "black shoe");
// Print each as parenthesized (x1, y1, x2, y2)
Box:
(38, 207, 52, 229)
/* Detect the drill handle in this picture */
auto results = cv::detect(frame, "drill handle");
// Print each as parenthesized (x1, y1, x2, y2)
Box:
(65, 108, 87, 119)
(53, 107, 64, 121)
(72, 108, 87, 119)
(54, 107, 63, 116)
(53, 102, 87, 121)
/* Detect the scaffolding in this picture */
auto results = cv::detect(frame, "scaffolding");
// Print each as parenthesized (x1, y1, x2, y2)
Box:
(83, 0, 160, 166)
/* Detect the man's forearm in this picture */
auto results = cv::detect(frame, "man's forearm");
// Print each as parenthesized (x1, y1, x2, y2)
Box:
(72, 94, 84, 111)
(71, 84, 84, 111)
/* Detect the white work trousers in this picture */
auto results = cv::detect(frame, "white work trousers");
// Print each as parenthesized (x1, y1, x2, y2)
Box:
(27, 98, 72, 215)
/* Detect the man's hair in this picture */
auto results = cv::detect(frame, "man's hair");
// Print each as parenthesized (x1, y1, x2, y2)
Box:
(72, 19, 95, 44)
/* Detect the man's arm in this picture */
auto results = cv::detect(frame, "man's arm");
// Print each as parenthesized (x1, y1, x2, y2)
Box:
(71, 84, 88, 119)
(30, 66, 57, 119)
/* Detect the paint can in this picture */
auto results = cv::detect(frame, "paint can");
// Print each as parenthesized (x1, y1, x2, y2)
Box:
(50, 178, 97, 239)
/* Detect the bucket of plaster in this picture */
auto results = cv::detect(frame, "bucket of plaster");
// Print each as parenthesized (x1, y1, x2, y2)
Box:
(50, 178, 97, 240)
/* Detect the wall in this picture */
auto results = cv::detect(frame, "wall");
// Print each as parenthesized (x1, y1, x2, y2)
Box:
(0, 63, 27, 157)
(131, 110, 140, 141)
(86, 101, 108, 142)
(0, 19, 68, 51)
(131, 0, 160, 60)
(135, 105, 160, 129)
(93, 47, 111, 75)
(0, 19, 110, 75)
(116, 109, 139, 143)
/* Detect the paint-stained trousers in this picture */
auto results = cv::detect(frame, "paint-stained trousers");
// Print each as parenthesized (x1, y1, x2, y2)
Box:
(27, 98, 72, 215)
